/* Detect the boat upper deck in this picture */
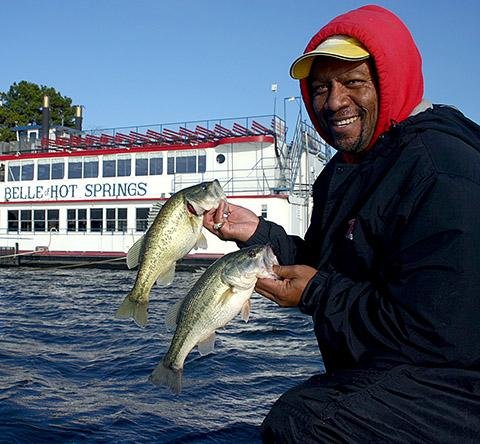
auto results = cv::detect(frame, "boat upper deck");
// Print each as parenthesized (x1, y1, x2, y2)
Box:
(0, 115, 281, 158)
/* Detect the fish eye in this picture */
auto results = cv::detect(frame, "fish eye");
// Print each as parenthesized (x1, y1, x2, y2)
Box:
(247, 249, 257, 258)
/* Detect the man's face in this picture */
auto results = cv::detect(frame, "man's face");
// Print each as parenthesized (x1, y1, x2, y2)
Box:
(309, 58, 379, 153)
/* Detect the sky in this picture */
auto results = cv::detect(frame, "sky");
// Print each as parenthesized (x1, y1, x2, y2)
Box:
(2, 0, 479, 135)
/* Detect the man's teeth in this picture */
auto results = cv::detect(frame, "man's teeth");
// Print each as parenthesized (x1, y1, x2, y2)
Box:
(333, 116, 358, 126)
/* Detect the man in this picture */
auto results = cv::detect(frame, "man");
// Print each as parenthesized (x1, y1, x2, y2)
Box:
(204, 5, 480, 442)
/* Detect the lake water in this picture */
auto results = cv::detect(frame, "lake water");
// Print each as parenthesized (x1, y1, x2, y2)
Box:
(0, 266, 323, 443)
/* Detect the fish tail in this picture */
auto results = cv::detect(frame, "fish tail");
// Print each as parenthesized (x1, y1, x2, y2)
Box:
(149, 361, 183, 394)
(115, 294, 149, 327)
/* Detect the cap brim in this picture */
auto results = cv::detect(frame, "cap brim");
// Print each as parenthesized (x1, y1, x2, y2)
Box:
(290, 48, 369, 79)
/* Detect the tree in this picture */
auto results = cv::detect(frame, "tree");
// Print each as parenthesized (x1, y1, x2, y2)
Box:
(0, 81, 77, 141)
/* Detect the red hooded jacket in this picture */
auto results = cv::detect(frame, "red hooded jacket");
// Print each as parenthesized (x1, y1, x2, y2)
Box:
(299, 5, 424, 153)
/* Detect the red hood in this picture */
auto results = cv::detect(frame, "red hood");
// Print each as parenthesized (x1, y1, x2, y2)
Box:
(299, 5, 424, 155)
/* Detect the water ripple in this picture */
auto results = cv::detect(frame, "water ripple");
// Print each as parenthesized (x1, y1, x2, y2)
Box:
(0, 266, 323, 442)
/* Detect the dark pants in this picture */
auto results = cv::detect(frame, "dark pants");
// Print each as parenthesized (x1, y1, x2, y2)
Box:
(261, 365, 480, 443)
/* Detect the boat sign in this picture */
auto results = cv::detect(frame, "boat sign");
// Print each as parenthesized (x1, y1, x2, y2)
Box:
(4, 181, 148, 202)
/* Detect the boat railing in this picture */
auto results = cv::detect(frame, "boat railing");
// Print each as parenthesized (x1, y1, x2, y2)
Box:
(0, 115, 284, 155)
(287, 118, 333, 194)
(171, 159, 281, 196)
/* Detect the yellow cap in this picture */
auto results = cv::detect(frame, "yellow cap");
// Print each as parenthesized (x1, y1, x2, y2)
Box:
(290, 35, 370, 79)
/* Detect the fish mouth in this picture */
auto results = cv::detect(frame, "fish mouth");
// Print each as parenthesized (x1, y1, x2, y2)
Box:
(265, 245, 278, 266)
(213, 179, 227, 200)
(187, 180, 228, 215)
(258, 245, 279, 278)
(186, 202, 199, 216)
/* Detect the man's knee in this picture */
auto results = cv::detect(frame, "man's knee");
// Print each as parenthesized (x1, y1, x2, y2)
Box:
(260, 382, 340, 443)
(261, 396, 308, 443)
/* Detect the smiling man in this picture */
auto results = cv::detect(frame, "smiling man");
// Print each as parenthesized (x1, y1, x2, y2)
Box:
(204, 5, 480, 442)
(309, 55, 378, 154)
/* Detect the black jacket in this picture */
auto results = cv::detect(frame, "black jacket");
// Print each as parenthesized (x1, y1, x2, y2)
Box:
(245, 105, 480, 374)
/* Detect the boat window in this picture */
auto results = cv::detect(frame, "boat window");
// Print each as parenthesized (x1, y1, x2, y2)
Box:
(198, 153, 206, 173)
(180, 150, 197, 174)
(51, 161, 64, 179)
(7, 160, 35, 181)
(106, 208, 128, 232)
(20, 210, 32, 232)
(78, 209, 87, 231)
(67, 209, 76, 232)
(135, 154, 149, 176)
(167, 157, 174, 175)
(117, 155, 131, 177)
(38, 159, 50, 180)
(90, 208, 103, 232)
(103, 156, 116, 178)
(7, 210, 19, 232)
(136, 207, 149, 231)
(21, 162, 34, 181)
(106, 208, 116, 231)
(176, 156, 196, 174)
(34, 210, 46, 231)
(83, 157, 99, 178)
(7, 209, 58, 232)
(118, 208, 127, 232)
(67, 209, 87, 232)
(8, 162, 20, 181)
(167, 150, 205, 175)
(68, 158, 83, 179)
(135, 153, 163, 176)
(47, 210, 59, 231)
(150, 153, 163, 175)
(38, 159, 64, 180)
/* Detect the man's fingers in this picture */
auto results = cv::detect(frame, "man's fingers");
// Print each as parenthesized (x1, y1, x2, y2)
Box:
(255, 277, 287, 304)
(213, 201, 229, 227)
(273, 264, 317, 281)
(272, 265, 297, 279)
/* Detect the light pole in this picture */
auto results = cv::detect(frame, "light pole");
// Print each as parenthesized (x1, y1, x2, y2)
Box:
(283, 96, 302, 141)
(271, 83, 278, 116)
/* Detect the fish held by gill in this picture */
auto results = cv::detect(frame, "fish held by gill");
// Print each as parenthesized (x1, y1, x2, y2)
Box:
(149, 244, 279, 394)
(115, 179, 226, 328)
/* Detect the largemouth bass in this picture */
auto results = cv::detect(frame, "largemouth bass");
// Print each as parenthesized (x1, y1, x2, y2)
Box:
(115, 179, 225, 327)
(149, 244, 278, 394)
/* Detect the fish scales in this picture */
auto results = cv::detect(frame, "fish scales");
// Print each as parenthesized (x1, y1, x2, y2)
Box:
(115, 180, 225, 327)
(132, 195, 200, 298)
(164, 265, 233, 367)
(149, 244, 279, 394)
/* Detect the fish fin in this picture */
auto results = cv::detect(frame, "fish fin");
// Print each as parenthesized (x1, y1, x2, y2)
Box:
(115, 294, 149, 327)
(193, 232, 208, 250)
(218, 287, 236, 305)
(126, 236, 145, 269)
(197, 332, 216, 356)
(240, 299, 251, 323)
(147, 202, 164, 229)
(156, 263, 176, 287)
(165, 298, 183, 330)
(149, 361, 183, 395)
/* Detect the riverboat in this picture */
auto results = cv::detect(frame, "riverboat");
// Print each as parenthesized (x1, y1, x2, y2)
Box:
(0, 100, 332, 267)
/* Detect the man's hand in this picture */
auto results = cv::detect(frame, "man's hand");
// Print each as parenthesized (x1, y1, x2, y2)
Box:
(203, 201, 260, 242)
(255, 264, 317, 307)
